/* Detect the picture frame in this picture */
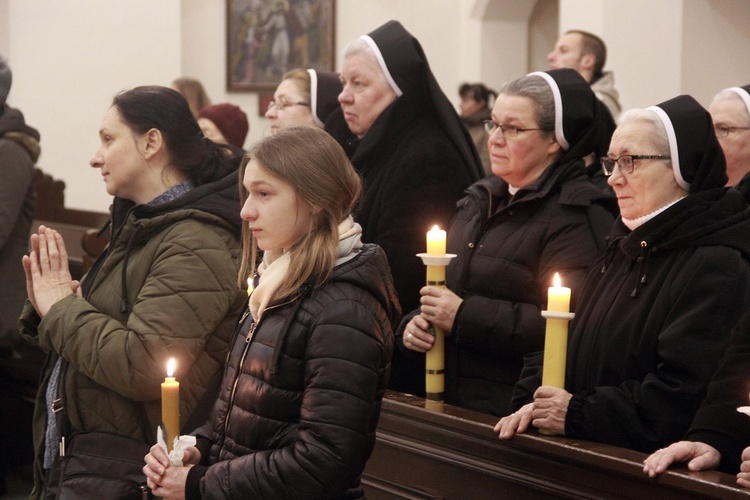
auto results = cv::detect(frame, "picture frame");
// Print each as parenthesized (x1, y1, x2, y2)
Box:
(226, 0, 336, 92)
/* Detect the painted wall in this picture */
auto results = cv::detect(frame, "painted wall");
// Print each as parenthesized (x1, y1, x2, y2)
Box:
(2, 0, 750, 212)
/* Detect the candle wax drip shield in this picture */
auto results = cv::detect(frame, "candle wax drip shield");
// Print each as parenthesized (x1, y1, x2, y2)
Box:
(416, 253, 457, 266)
(541, 310, 575, 321)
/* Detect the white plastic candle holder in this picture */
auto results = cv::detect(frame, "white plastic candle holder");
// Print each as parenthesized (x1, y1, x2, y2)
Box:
(541, 310, 575, 321)
(417, 253, 457, 266)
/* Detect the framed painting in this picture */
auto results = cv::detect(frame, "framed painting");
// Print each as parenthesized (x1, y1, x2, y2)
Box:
(227, 0, 336, 92)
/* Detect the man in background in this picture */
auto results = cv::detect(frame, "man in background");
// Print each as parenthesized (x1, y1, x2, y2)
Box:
(548, 29, 622, 121)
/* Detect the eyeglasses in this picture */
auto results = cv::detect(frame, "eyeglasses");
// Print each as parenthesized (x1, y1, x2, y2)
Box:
(600, 154, 671, 176)
(483, 120, 546, 139)
(714, 124, 750, 139)
(267, 99, 310, 112)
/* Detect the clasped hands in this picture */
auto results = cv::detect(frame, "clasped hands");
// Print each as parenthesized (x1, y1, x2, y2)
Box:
(402, 286, 462, 352)
(22, 225, 80, 317)
(143, 443, 201, 499)
(494, 386, 572, 438)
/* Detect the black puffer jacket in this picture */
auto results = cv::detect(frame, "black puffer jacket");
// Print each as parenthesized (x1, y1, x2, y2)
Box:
(186, 244, 400, 500)
(514, 188, 750, 452)
(405, 158, 614, 416)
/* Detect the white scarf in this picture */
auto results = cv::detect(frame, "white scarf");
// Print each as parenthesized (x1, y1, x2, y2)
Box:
(249, 215, 363, 321)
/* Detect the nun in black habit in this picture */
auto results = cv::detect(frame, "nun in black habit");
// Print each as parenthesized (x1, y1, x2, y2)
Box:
(326, 20, 483, 396)
(400, 68, 616, 415)
(499, 95, 750, 453)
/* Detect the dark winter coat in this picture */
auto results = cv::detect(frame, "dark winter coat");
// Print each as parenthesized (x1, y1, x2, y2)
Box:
(514, 187, 750, 453)
(19, 172, 246, 498)
(398, 158, 615, 415)
(0, 105, 40, 348)
(185, 244, 400, 500)
(686, 310, 750, 474)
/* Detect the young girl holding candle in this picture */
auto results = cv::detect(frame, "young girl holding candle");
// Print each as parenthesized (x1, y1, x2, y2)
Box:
(19, 86, 246, 498)
(143, 126, 400, 499)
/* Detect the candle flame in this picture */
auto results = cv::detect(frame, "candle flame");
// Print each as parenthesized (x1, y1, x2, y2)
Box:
(166, 358, 176, 377)
(430, 225, 440, 232)
(553, 272, 561, 287)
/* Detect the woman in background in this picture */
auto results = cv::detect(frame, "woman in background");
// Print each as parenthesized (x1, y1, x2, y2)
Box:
(459, 82, 497, 175)
(265, 68, 342, 134)
(171, 77, 212, 118)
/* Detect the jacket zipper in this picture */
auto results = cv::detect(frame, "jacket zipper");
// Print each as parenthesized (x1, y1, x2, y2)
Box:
(218, 319, 258, 459)
(216, 299, 291, 458)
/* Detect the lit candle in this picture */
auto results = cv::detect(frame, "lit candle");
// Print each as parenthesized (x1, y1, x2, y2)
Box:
(161, 358, 180, 452)
(542, 273, 571, 388)
(425, 226, 447, 401)
(247, 276, 254, 297)
(426, 225, 446, 256)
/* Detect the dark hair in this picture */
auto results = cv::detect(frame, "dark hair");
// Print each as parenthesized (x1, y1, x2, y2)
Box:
(459, 82, 498, 106)
(112, 86, 235, 186)
(566, 30, 607, 81)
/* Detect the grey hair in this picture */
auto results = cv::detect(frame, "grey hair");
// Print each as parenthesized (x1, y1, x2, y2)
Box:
(617, 108, 671, 159)
(711, 90, 750, 126)
(499, 75, 555, 132)
(343, 38, 387, 85)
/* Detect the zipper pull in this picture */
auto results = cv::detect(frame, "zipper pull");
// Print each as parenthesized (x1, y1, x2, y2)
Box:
(245, 322, 258, 343)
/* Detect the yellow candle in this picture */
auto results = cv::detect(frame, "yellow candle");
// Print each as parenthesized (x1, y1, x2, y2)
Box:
(161, 358, 180, 452)
(542, 273, 571, 389)
(426, 225, 446, 255)
(425, 226, 447, 401)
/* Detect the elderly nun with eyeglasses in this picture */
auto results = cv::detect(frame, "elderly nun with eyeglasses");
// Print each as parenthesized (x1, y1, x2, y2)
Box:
(399, 68, 616, 416)
(497, 94, 750, 455)
(709, 84, 750, 197)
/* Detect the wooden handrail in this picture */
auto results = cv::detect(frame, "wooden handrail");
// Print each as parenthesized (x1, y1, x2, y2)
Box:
(363, 391, 748, 499)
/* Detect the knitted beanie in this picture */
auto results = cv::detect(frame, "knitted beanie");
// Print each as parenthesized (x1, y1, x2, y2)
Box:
(198, 103, 249, 149)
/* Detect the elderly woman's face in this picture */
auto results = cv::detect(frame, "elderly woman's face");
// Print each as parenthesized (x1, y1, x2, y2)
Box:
(488, 94, 560, 188)
(338, 52, 397, 138)
(606, 121, 687, 220)
(709, 98, 750, 186)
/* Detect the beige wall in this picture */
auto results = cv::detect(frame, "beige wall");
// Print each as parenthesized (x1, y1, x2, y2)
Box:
(3, 0, 750, 212)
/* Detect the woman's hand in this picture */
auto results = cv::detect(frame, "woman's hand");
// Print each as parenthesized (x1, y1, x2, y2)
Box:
(143, 443, 200, 500)
(530, 386, 572, 435)
(419, 285, 462, 333)
(22, 226, 77, 316)
(642, 441, 720, 478)
(402, 314, 435, 353)
(738, 446, 750, 488)
(494, 403, 534, 439)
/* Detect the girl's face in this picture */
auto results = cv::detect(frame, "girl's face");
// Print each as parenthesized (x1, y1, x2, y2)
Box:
(90, 106, 151, 203)
(240, 159, 313, 252)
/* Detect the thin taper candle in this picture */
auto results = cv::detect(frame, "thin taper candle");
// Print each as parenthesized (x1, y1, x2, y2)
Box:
(161, 358, 180, 452)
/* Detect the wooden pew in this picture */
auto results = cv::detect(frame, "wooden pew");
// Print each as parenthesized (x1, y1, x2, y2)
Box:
(363, 391, 748, 499)
(31, 168, 110, 279)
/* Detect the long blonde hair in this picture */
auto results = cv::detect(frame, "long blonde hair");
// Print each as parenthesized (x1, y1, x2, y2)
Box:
(238, 126, 361, 303)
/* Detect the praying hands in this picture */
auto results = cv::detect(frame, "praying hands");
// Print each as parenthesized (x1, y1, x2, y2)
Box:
(22, 225, 80, 317)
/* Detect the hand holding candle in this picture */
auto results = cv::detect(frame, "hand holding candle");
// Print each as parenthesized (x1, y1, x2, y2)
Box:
(161, 358, 180, 452)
